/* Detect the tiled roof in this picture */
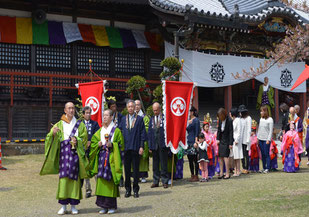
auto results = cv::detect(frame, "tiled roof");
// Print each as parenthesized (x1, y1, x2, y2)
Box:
(149, 0, 230, 16)
(149, 0, 309, 25)
(222, 0, 282, 14)
(80, 0, 149, 5)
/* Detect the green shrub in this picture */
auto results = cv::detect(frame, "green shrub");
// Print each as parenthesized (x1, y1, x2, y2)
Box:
(160, 57, 181, 81)
(153, 84, 163, 104)
(126, 75, 146, 95)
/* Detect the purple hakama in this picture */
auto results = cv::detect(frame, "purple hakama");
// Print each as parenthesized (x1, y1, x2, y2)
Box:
(270, 158, 278, 170)
(215, 158, 226, 174)
(283, 146, 299, 173)
(249, 158, 259, 172)
(208, 150, 216, 178)
(175, 158, 184, 179)
(96, 196, 117, 209)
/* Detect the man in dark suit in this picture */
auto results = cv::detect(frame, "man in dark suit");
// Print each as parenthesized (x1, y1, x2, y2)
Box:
(119, 100, 146, 198)
(82, 106, 100, 198)
(148, 102, 169, 189)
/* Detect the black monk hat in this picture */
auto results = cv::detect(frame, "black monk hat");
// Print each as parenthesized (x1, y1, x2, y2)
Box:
(238, 104, 248, 113)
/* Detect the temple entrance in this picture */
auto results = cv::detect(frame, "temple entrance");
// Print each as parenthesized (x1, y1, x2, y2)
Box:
(197, 79, 304, 126)
(198, 86, 225, 123)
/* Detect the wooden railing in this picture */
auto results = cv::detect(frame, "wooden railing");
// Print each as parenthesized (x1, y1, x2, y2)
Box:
(0, 71, 161, 107)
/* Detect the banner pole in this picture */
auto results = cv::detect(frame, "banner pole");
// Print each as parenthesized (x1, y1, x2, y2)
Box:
(171, 153, 174, 188)
(89, 59, 93, 82)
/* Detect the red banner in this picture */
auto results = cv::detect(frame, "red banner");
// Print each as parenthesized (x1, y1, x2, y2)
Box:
(78, 80, 105, 126)
(163, 80, 194, 153)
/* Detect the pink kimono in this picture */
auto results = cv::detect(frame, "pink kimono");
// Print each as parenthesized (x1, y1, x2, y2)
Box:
(202, 130, 215, 177)
(249, 134, 261, 172)
(269, 140, 278, 170)
(281, 130, 303, 172)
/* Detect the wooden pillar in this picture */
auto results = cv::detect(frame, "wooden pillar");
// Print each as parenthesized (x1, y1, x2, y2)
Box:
(144, 50, 150, 80)
(72, 0, 78, 23)
(109, 11, 116, 89)
(300, 92, 307, 118)
(192, 87, 199, 111)
(9, 74, 14, 140)
(274, 88, 279, 123)
(8, 105, 13, 140)
(48, 107, 53, 131)
(30, 45, 36, 83)
(224, 86, 232, 112)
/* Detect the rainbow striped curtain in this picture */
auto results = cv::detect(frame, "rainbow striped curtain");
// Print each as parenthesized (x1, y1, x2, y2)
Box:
(0, 15, 163, 51)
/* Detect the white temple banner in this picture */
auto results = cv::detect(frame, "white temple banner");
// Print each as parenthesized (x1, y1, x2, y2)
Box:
(165, 42, 306, 93)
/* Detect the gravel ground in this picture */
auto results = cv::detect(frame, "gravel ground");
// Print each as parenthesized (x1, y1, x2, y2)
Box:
(1, 154, 309, 217)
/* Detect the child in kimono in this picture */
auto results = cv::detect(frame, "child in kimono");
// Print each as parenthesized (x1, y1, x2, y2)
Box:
(249, 120, 260, 172)
(270, 140, 278, 171)
(281, 122, 303, 173)
(202, 119, 215, 178)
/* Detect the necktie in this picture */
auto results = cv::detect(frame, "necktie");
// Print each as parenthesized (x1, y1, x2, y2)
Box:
(128, 116, 130, 129)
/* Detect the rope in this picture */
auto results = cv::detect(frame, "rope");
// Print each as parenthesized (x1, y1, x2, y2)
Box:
(166, 60, 193, 82)
(79, 62, 103, 83)
(166, 63, 183, 81)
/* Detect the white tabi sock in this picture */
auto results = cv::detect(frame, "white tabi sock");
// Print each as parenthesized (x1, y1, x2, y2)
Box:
(71, 205, 78, 214)
(57, 205, 67, 215)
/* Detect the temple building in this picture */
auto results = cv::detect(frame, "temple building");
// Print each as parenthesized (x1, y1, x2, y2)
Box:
(0, 0, 164, 141)
(149, 0, 309, 123)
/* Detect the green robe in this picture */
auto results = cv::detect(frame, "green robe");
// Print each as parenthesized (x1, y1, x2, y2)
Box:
(256, 84, 275, 116)
(87, 127, 123, 198)
(139, 115, 150, 173)
(40, 119, 88, 200)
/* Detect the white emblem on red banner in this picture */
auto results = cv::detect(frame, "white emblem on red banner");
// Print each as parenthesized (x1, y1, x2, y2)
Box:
(171, 97, 186, 116)
(85, 96, 99, 115)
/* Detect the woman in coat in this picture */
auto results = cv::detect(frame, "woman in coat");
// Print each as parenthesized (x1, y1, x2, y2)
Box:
(230, 107, 243, 177)
(185, 107, 200, 182)
(239, 105, 252, 174)
(216, 108, 233, 179)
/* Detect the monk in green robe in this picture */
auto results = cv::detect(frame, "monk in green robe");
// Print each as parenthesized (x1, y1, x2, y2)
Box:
(40, 102, 88, 215)
(135, 99, 150, 183)
(257, 77, 274, 117)
(87, 109, 123, 214)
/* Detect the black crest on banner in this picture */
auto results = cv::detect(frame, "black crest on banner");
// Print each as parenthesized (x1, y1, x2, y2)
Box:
(280, 68, 293, 88)
(210, 62, 225, 83)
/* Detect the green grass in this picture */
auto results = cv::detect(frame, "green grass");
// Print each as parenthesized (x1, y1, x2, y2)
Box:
(1, 154, 309, 217)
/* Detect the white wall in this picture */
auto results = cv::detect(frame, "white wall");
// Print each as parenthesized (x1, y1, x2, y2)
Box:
(46, 14, 72, 22)
(0, 8, 31, 17)
(77, 17, 110, 26)
(0, 8, 146, 30)
(114, 21, 145, 30)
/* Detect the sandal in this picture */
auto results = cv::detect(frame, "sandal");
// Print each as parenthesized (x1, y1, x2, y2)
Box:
(223, 175, 230, 179)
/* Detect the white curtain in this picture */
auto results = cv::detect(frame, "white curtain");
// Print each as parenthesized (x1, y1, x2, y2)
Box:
(165, 42, 306, 93)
